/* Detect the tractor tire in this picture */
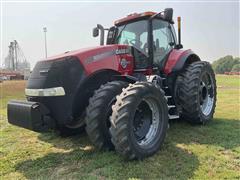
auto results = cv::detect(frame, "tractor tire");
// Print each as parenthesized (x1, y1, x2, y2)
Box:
(58, 115, 86, 137)
(58, 125, 85, 137)
(175, 61, 216, 124)
(110, 82, 169, 160)
(85, 81, 128, 150)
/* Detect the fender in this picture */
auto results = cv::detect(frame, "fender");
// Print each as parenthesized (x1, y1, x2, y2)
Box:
(72, 69, 121, 122)
(112, 71, 151, 83)
(112, 75, 138, 83)
(164, 49, 200, 74)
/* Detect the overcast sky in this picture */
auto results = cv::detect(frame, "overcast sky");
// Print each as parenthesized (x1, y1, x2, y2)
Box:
(1, 1, 239, 69)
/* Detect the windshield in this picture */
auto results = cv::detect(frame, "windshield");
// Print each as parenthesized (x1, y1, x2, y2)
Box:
(116, 20, 148, 56)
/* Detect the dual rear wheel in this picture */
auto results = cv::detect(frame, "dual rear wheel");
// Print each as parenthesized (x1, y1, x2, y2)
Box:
(175, 61, 217, 124)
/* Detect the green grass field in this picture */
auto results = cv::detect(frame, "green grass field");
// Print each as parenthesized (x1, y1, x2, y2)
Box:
(0, 75, 239, 180)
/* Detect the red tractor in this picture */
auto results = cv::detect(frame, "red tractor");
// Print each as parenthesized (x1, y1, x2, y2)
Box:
(8, 8, 216, 160)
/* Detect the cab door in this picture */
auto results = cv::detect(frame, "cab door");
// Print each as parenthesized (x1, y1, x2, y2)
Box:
(152, 19, 176, 70)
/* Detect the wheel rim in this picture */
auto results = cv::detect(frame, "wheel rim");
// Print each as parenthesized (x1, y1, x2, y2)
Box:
(133, 98, 160, 147)
(66, 118, 84, 128)
(199, 72, 215, 116)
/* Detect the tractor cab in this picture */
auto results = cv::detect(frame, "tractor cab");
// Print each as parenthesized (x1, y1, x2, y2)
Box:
(93, 8, 182, 71)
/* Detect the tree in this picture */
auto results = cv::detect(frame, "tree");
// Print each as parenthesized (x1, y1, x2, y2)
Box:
(231, 64, 240, 72)
(212, 55, 240, 74)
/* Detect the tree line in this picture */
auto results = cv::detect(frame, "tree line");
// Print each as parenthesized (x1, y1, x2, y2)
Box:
(212, 55, 240, 74)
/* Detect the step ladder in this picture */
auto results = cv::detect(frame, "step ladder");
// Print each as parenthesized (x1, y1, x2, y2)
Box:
(162, 78, 179, 120)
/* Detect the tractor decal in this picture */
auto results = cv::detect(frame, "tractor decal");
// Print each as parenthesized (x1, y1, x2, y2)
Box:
(85, 51, 115, 64)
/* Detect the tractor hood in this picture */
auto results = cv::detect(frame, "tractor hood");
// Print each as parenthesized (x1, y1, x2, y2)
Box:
(45, 44, 130, 62)
(43, 44, 133, 75)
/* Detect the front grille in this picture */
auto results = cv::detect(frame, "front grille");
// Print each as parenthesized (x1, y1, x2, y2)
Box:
(26, 56, 86, 125)
(27, 56, 85, 95)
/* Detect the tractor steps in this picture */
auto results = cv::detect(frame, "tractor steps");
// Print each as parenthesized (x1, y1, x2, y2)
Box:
(165, 94, 179, 120)
(168, 105, 176, 109)
(162, 78, 179, 120)
(168, 115, 179, 119)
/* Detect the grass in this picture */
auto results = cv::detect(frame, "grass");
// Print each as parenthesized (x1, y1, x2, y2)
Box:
(0, 76, 240, 180)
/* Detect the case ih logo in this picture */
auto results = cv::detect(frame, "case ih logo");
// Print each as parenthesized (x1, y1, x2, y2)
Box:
(85, 48, 130, 64)
(115, 48, 130, 55)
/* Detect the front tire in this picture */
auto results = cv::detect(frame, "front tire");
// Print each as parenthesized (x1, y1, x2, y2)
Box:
(175, 61, 217, 124)
(58, 115, 85, 137)
(110, 82, 169, 160)
(85, 81, 128, 150)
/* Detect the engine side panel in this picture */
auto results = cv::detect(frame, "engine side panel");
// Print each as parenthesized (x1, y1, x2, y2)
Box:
(80, 50, 134, 76)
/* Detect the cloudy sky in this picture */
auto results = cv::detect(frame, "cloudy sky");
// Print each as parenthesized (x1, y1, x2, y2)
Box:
(1, 1, 239, 69)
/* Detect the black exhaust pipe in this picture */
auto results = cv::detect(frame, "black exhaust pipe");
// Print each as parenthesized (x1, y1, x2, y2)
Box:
(177, 17, 183, 49)
(177, 17, 181, 45)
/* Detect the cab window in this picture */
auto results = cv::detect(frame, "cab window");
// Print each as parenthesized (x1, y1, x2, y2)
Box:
(118, 31, 136, 45)
(152, 19, 174, 66)
(116, 20, 149, 56)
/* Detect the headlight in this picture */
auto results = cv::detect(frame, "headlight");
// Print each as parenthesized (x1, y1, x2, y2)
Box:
(25, 87, 65, 97)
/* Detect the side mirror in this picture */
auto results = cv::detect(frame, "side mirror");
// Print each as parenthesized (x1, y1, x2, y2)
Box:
(163, 8, 173, 22)
(92, 27, 99, 37)
(106, 26, 118, 44)
(169, 42, 175, 47)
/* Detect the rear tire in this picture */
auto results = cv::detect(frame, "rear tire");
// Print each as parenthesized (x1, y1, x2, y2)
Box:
(85, 81, 128, 150)
(175, 61, 217, 124)
(110, 82, 169, 160)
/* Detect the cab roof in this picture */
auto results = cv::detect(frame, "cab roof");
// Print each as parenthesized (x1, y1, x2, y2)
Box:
(114, 11, 157, 26)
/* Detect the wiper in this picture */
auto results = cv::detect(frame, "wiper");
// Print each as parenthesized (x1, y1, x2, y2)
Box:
(116, 24, 127, 42)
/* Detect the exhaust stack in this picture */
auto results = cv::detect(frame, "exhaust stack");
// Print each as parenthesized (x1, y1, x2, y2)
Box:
(177, 17, 183, 49)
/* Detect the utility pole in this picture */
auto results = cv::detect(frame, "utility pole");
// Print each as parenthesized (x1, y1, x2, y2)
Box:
(14, 40, 18, 70)
(10, 42, 15, 70)
(43, 27, 48, 58)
